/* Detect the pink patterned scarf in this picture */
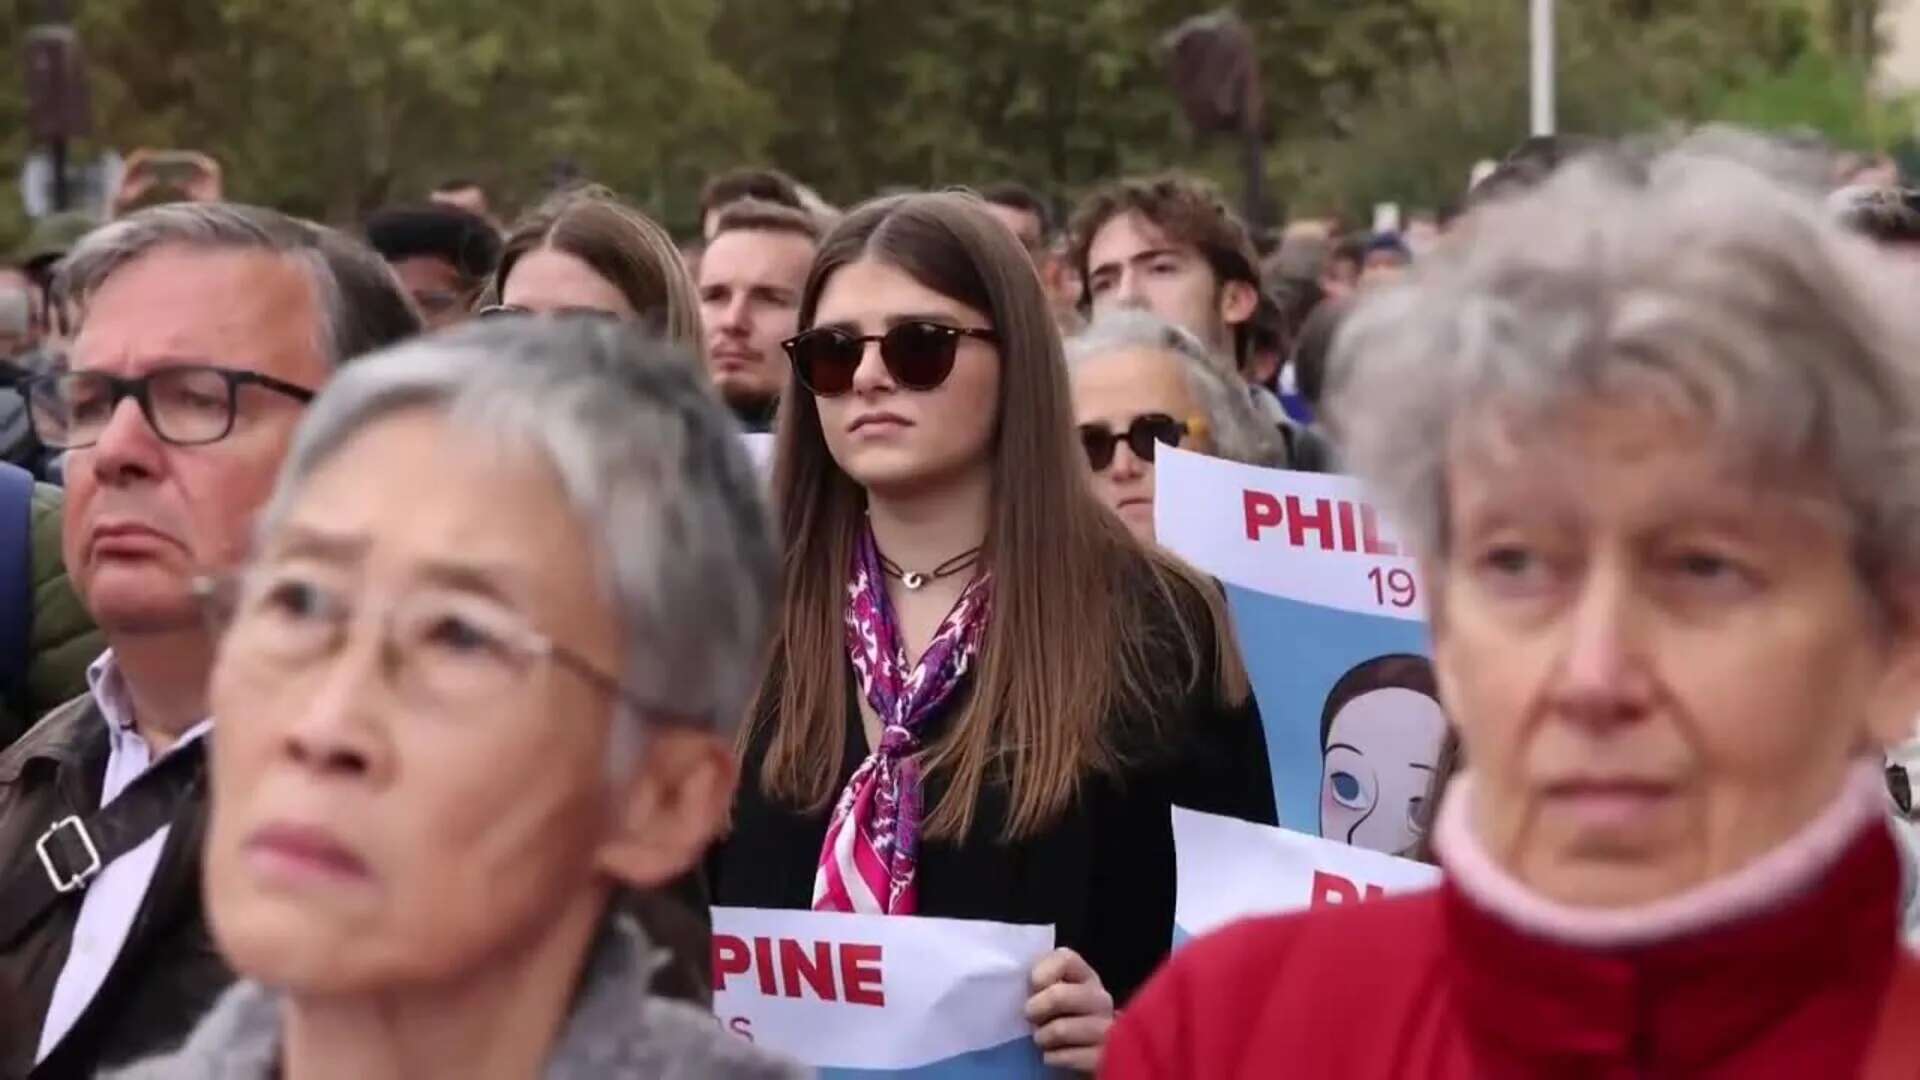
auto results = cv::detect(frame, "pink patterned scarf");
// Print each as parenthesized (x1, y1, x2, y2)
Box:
(812, 527, 992, 915)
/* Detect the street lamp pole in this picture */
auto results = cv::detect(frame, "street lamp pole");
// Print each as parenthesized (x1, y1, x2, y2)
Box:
(1531, 0, 1556, 137)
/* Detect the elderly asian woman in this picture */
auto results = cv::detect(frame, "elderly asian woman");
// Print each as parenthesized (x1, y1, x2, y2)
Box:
(1066, 310, 1286, 542)
(115, 321, 805, 1079)
(1102, 143, 1920, 1076)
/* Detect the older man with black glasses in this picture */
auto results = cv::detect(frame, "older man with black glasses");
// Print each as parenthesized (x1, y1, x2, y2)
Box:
(0, 202, 418, 1079)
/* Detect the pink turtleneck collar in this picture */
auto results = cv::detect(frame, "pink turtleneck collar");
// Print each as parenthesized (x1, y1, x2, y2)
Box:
(1433, 760, 1891, 950)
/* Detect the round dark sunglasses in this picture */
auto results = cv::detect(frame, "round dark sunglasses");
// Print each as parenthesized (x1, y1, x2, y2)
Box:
(782, 320, 998, 397)
(1078, 413, 1204, 471)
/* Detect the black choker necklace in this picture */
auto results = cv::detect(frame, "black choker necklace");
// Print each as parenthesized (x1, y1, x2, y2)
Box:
(877, 545, 983, 591)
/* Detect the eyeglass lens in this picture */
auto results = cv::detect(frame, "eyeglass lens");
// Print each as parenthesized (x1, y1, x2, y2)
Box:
(29, 367, 237, 449)
(786, 321, 966, 396)
(1078, 414, 1185, 471)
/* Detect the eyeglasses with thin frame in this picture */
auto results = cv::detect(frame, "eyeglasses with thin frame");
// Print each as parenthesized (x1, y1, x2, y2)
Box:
(1077, 413, 1205, 471)
(23, 365, 317, 450)
(196, 569, 704, 726)
(782, 320, 999, 397)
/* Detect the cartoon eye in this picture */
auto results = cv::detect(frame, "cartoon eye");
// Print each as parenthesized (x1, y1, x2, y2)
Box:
(1329, 771, 1366, 809)
(1408, 796, 1429, 833)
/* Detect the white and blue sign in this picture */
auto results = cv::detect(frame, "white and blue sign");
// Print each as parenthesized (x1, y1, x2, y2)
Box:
(1172, 807, 1441, 942)
(1155, 448, 1447, 858)
(712, 907, 1063, 1078)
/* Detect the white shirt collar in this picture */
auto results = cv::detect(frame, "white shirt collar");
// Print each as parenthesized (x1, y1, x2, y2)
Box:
(86, 649, 214, 755)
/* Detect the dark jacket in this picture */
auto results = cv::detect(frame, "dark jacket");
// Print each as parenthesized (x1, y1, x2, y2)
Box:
(0, 695, 227, 1080)
(1, 484, 104, 749)
(711, 577, 1277, 1006)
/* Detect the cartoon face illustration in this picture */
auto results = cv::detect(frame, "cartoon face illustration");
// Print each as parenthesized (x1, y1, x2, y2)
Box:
(1318, 656, 1449, 857)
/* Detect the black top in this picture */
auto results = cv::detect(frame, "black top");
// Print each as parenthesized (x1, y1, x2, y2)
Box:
(710, 579, 1277, 1005)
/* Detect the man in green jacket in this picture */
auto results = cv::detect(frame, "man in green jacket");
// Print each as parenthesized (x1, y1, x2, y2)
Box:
(1, 476, 103, 748)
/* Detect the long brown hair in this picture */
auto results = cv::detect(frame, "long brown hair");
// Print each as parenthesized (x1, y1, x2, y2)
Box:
(490, 185, 703, 353)
(748, 190, 1249, 841)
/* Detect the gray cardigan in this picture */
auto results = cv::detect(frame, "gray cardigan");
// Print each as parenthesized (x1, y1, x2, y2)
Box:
(109, 914, 811, 1080)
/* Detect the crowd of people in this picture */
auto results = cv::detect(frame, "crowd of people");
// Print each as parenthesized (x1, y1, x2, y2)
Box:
(0, 122, 1918, 1078)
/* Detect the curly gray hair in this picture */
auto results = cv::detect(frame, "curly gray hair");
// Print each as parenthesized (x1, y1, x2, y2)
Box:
(1065, 309, 1286, 467)
(1325, 140, 1920, 596)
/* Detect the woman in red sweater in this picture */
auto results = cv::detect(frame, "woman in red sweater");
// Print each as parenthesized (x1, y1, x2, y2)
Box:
(1104, 136, 1920, 1078)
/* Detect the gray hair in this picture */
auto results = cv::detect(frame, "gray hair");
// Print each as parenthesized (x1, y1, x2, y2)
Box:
(1325, 140, 1920, 592)
(58, 202, 421, 366)
(1065, 309, 1287, 467)
(259, 318, 776, 746)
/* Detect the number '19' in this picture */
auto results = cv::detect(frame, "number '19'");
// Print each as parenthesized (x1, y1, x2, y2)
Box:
(1367, 567, 1418, 609)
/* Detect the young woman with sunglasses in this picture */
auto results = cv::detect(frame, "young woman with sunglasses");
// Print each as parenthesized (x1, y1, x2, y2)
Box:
(709, 192, 1276, 1073)
(1066, 309, 1288, 543)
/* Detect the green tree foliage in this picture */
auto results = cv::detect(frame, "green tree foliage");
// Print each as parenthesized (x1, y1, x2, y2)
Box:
(4, 0, 769, 228)
(0, 0, 1902, 242)
(1275, 0, 1904, 219)
(706, 0, 1440, 214)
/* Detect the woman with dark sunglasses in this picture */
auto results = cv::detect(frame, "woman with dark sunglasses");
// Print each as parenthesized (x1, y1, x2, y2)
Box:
(709, 191, 1276, 1074)
(1065, 309, 1287, 542)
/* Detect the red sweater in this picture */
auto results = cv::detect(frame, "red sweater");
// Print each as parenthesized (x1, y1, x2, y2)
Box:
(1106, 811, 1908, 1079)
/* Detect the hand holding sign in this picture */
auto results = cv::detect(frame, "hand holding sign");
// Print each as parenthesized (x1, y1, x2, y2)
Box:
(1026, 948, 1114, 1073)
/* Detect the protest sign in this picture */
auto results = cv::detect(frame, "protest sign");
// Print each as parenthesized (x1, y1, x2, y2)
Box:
(711, 906, 1061, 1078)
(1154, 447, 1444, 857)
(1173, 807, 1441, 941)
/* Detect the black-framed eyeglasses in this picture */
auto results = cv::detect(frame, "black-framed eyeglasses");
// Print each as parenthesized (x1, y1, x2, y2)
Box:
(782, 320, 998, 397)
(195, 570, 707, 728)
(23, 365, 317, 450)
(1077, 413, 1205, 471)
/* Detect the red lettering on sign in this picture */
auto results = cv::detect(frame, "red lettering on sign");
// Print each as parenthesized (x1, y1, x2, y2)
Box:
(713, 935, 888, 1006)
(712, 934, 750, 991)
(1360, 503, 1401, 556)
(1243, 487, 1408, 557)
(752, 935, 777, 994)
(779, 937, 836, 1001)
(1311, 870, 1390, 908)
(1311, 870, 1359, 908)
(1244, 490, 1282, 541)
(841, 943, 886, 1007)
(1285, 495, 1335, 549)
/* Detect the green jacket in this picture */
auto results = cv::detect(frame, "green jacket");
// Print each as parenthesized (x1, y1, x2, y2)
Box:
(1, 482, 104, 746)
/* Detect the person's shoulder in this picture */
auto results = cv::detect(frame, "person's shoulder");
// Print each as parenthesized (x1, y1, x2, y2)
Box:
(0, 690, 98, 775)
(100, 980, 281, 1079)
(1108, 894, 1447, 1077)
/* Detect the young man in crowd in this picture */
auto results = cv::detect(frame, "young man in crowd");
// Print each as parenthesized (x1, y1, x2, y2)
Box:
(983, 181, 1084, 334)
(0, 204, 420, 1078)
(698, 167, 807, 240)
(981, 182, 1052, 257)
(1071, 174, 1286, 423)
(697, 198, 819, 432)
(364, 203, 504, 330)
(1072, 175, 1260, 366)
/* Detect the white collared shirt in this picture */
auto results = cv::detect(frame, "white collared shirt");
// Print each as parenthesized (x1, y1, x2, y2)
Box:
(35, 651, 213, 1064)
